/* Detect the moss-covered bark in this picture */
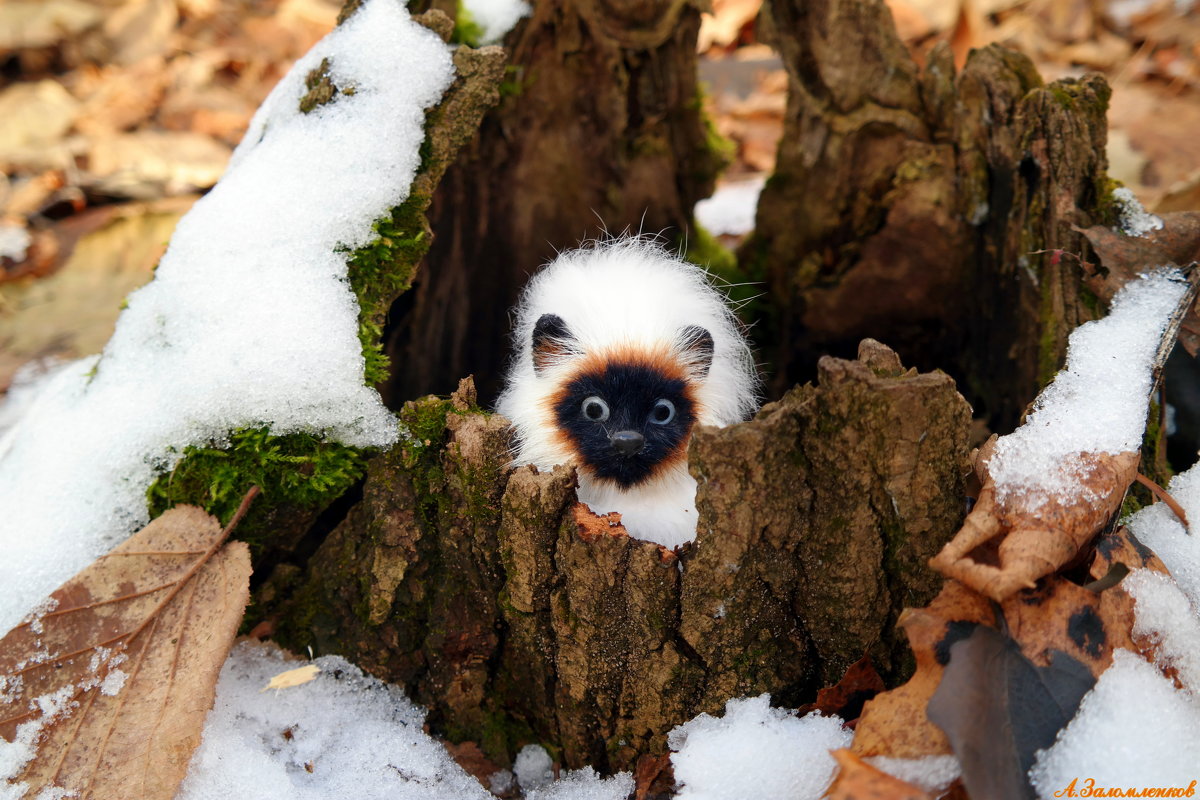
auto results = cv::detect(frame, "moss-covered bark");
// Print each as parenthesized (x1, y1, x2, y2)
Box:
(747, 0, 1113, 432)
(260, 342, 971, 772)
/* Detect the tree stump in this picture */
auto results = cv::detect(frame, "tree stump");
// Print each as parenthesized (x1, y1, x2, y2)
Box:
(382, 0, 726, 407)
(259, 341, 972, 771)
(747, 0, 1114, 431)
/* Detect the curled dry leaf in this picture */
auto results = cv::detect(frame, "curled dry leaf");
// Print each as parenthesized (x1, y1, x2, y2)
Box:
(0, 493, 255, 800)
(826, 749, 933, 800)
(929, 438, 1139, 602)
(852, 582, 994, 759)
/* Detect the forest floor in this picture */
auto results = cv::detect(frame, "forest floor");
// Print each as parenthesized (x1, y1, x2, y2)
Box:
(0, 0, 1198, 394)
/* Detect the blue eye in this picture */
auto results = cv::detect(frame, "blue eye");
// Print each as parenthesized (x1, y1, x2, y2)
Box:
(582, 396, 610, 422)
(650, 399, 676, 425)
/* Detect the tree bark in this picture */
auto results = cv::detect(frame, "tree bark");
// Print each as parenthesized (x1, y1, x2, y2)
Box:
(380, 0, 726, 408)
(258, 342, 972, 771)
(747, 0, 1113, 432)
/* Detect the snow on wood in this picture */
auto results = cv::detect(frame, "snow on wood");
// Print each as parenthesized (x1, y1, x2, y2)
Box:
(986, 269, 1187, 505)
(0, 0, 455, 638)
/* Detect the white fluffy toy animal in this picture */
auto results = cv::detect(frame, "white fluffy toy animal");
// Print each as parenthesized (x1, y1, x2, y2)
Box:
(496, 238, 760, 549)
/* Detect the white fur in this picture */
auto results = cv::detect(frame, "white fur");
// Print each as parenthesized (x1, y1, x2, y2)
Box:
(495, 238, 760, 548)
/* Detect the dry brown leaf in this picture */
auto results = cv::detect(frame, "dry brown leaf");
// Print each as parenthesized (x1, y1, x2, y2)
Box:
(260, 663, 320, 692)
(852, 582, 993, 758)
(442, 740, 504, 790)
(633, 753, 673, 800)
(856, 524, 1160, 768)
(929, 437, 1140, 602)
(827, 749, 933, 800)
(799, 654, 885, 720)
(0, 491, 256, 800)
(698, 0, 762, 52)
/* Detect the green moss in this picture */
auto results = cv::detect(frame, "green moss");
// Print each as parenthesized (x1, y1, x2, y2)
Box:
(443, 707, 538, 761)
(1094, 176, 1123, 228)
(146, 427, 369, 533)
(1048, 84, 1077, 110)
(395, 395, 454, 531)
(684, 223, 734, 270)
(451, 2, 485, 46)
(1036, 287, 1061, 389)
(1078, 284, 1104, 318)
(498, 65, 526, 98)
(344, 198, 432, 387)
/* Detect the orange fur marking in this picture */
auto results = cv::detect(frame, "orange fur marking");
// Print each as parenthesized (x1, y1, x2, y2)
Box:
(544, 343, 704, 487)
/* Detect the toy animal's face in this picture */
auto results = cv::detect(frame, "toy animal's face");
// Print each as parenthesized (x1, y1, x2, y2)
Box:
(552, 361, 696, 488)
(533, 312, 711, 490)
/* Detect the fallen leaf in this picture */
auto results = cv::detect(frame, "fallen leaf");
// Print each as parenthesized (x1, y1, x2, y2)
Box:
(798, 654, 885, 720)
(827, 749, 933, 800)
(926, 625, 1094, 800)
(0, 0, 103, 50)
(930, 440, 1141, 602)
(442, 740, 504, 789)
(1156, 168, 1200, 214)
(852, 582, 994, 758)
(1077, 215, 1200, 305)
(633, 752, 673, 800)
(0, 490, 257, 800)
(84, 131, 231, 200)
(260, 663, 320, 691)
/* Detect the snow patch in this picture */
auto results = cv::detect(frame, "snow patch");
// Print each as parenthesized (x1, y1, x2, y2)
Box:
(514, 744, 554, 791)
(1125, 568, 1200, 691)
(1030, 650, 1200, 796)
(1125, 463, 1200, 609)
(668, 694, 851, 800)
(0, 224, 30, 262)
(694, 176, 765, 237)
(461, 0, 530, 44)
(0, 0, 456, 637)
(1112, 186, 1164, 237)
(178, 641, 492, 800)
(525, 768, 634, 800)
(866, 754, 961, 795)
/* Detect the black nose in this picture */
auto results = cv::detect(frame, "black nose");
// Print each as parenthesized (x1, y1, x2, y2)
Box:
(610, 430, 645, 456)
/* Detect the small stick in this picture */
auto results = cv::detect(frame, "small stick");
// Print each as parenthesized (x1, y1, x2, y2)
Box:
(1135, 473, 1189, 531)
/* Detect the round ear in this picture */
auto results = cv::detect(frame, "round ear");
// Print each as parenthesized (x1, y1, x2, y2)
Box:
(532, 313, 578, 374)
(679, 325, 714, 379)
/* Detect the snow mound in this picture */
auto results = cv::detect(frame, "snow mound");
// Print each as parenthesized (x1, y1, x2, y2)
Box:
(0, 0, 455, 637)
(668, 694, 851, 800)
(1030, 650, 1200, 796)
(694, 177, 765, 237)
(1125, 463, 1200, 609)
(178, 642, 492, 800)
(1113, 186, 1164, 237)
